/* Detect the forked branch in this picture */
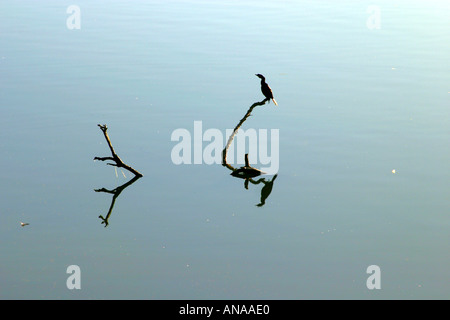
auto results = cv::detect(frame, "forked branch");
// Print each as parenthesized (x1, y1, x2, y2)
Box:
(94, 124, 143, 177)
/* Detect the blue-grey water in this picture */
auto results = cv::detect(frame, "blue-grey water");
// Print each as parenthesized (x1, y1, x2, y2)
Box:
(0, 0, 449, 299)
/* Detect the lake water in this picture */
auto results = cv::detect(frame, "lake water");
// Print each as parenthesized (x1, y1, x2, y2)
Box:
(0, 0, 449, 299)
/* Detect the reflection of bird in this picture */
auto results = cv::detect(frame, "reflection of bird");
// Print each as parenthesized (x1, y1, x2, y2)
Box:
(20, 222, 29, 227)
(256, 74, 277, 106)
(256, 174, 278, 207)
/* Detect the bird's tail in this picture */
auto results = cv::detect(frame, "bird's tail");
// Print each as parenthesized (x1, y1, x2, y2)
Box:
(272, 98, 278, 106)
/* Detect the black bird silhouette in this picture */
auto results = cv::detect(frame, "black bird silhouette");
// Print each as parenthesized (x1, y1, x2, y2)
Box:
(255, 74, 278, 106)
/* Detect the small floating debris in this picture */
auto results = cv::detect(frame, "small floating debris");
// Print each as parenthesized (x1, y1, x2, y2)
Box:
(392, 169, 396, 174)
(231, 167, 264, 179)
(230, 153, 265, 179)
(20, 222, 29, 227)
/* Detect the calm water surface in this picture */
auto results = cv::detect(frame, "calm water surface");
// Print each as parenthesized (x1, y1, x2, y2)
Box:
(0, 0, 449, 299)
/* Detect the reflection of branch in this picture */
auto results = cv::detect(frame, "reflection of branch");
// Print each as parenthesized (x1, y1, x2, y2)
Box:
(96, 175, 141, 227)
(94, 124, 143, 177)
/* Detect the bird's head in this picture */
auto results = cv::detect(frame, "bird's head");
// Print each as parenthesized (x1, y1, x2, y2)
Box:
(255, 74, 265, 80)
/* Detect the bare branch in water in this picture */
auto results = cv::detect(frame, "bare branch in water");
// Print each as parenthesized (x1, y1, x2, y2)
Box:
(94, 124, 143, 177)
(222, 99, 267, 170)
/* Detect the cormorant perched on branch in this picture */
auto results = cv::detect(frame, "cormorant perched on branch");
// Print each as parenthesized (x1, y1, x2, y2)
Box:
(256, 74, 278, 106)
